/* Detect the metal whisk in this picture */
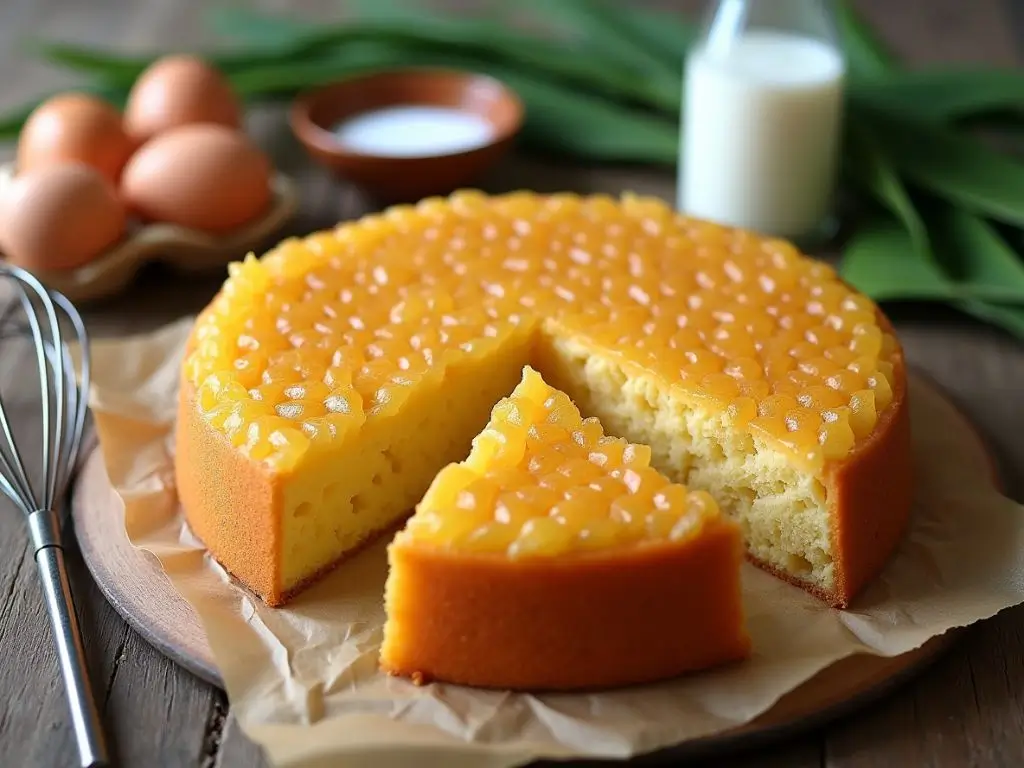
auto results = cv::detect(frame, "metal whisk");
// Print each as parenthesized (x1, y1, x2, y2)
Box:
(0, 264, 107, 767)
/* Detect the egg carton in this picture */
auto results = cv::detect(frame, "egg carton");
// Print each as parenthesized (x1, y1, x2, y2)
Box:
(0, 162, 299, 304)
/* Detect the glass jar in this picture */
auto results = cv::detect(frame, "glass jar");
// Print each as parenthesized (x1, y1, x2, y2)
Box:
(677, 0, 846, 242)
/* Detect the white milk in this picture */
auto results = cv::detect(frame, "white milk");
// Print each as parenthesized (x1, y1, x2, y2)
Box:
(678, 31, 845, 238)
(331, 106, 493, 158)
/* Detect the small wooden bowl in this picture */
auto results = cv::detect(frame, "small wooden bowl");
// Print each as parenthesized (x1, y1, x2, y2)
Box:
(290, 68, 523, 202)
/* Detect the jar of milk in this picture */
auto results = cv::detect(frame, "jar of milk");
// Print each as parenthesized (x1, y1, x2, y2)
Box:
(678, 0, 845, 241)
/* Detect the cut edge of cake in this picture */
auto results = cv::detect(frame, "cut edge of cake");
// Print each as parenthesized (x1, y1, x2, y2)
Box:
(175, 310, 537, 605)
(175, 192, 914, 611)
(380, 366, 750, 691)
(534, 314, 913, 608)
(177, 309, 912, 609)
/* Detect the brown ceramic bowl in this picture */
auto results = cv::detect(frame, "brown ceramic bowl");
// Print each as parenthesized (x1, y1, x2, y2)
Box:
(290, 68, 523, 203)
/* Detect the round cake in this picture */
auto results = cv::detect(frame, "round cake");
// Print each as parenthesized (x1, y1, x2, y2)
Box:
(175, 191, 912, 609)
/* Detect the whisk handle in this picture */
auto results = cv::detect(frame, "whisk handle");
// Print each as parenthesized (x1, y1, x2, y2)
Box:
(30, 510, 109, 768)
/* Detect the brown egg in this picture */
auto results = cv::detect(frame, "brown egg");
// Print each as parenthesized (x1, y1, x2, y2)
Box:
(124, 55, 242, 143)
(17, 93, 135, 184)
(121, 124, 272, 233)
(0, 163, 127, 272)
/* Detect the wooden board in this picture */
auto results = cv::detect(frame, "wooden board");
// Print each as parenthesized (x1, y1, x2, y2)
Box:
(70, 374, 993, 758)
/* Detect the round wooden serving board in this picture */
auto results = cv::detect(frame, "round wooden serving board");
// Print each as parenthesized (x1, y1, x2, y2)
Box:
(71, 375, 995, 759)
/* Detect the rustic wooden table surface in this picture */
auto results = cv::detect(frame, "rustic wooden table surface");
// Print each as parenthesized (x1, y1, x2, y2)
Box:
(1, 0, 1023, 766)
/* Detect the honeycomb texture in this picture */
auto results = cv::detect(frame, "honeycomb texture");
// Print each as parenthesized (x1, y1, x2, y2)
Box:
(398, 366, 718, 557)
(185, 191, 899, 475)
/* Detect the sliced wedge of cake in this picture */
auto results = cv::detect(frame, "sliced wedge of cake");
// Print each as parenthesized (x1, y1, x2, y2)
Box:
(380, 367, 749, 691)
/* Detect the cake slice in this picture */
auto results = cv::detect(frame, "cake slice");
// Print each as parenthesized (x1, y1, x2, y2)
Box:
(380, 366, 750, 691)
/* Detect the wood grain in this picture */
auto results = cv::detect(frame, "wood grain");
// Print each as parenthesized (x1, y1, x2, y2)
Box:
(0, 0, 1020, 767)
(72, 449, 221, 688)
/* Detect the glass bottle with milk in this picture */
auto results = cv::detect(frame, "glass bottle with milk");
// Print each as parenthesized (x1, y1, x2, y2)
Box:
(678, 0, 845, 241)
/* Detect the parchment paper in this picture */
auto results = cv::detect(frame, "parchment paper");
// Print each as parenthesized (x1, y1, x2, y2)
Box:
(85, 317, 1024, 768)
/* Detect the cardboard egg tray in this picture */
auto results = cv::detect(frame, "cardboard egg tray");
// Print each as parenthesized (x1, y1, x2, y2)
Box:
(0, 162, 299, 304)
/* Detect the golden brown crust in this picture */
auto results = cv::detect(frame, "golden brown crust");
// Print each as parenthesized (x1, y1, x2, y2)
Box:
(380, 519, 750, 691)
(184, 499, 406, 607)
(178, 378, 410, 606)
(177, 303, 412, 606)
(746, 393, 911, 611)
(176, 378, 283, 604)
(825, 349, 912, 608)
(741, 307, 910, 610)
(743, 315, 911, 610)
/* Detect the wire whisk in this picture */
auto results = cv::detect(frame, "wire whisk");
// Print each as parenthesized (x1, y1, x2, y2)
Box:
(0, 263, 107, 768)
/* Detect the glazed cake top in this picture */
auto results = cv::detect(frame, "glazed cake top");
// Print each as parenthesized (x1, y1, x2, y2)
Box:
(186, 191, 898, 473)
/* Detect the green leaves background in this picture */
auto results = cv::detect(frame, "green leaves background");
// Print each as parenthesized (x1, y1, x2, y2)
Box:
(834, 6, 1024, 337)
(4, 0, 1024, 337)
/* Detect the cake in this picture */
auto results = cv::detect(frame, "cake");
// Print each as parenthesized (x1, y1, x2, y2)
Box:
(380, 366, 749, 690)
(176, 191, 912, 608)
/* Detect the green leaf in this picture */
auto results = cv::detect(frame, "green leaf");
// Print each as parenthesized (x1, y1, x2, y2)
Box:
(841, 126, 1024, 305)
(851, 69, 1024, 122)
(843, 122, 930, 261)
(206, 7, 319, 49)
(513, 0, 681, 108)
(833, 0, 896, 79)
(37, 4, 682, 114)
(957, 300, 1024, 338)
(498, 68, 679, 163)
(32, 40, 292, 87)
(930, 207, 1024, 299)
(834, 0, 1024, 335)
(227, 43, 408, 97)
(842, 218, 1024, 310)
(222, 37, 681, 164)
(32, 41, 153, 85)
(336, 0, 673, 110)
(857, 104, 1024, 227)
(414, 51, 680, 163)
(0, 104, 33, 139)
(610, 3, 697, 68)
(841, 220, 954, 302)
(214, 8, 687, 166)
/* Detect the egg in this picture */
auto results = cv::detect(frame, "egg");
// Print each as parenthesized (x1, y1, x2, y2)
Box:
(17, 93, 135, 184)
(124, 55, 242, 143)
(120, 124, 272, 233)
(0, 163, 127, 272)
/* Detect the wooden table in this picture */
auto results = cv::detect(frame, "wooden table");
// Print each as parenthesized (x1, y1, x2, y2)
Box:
(0, 1, 1022, 766)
